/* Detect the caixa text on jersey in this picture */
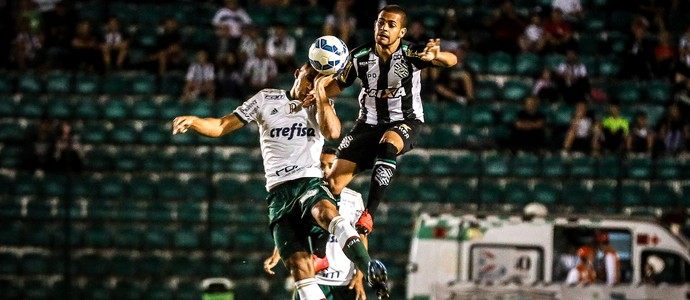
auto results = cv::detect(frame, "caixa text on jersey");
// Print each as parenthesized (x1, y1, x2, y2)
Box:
(363, 87, 406, 98)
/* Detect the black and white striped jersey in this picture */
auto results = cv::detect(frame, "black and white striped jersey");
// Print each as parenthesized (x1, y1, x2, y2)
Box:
(335, 41, 433, 125)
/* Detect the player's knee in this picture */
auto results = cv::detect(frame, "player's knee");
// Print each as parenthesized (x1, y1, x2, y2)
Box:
(311, 200, 339, 225)
(285, 252, 313, 278)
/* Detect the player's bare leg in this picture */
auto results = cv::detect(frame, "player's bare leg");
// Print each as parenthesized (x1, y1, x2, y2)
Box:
(283, 251, 327, 300)
(325, 159, 358, 196)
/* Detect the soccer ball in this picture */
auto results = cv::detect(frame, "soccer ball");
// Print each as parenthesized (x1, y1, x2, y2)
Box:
(308, 36, 349, 75)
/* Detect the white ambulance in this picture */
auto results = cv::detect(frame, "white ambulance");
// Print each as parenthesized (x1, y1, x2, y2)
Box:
(407, 212, 690, 300)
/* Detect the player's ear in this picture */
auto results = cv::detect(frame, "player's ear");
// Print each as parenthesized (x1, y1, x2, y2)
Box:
(399, 27, 407, 38)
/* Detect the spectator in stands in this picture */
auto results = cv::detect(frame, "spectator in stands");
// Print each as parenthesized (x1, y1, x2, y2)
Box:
(565, 246, 596, 286)
(434, 47, 474, 105)
(676, 25, 690, 85)
(563, 101, 598, 155)
(654, 104, 689, 156)
(543, 8, 576, 53)
(556, 50, 590, 103)
(238, 25, 264, 62)
(406, 20, 429, 45)
(71, 20, 101, 72)
(149, 18, 184, 75)
(100, 17, 128, 71)
(323, 0, 357, 45)
(596, 102, 629, 155)
(266, 23, 296, 73)
(486, 0, 525, 53)
(216, 49, 244, 99)
(212, 0, 252, 54)
(242, 43, 278, 97)
(53, 121, 83, 173)
(594, 231, 620, 286)
(652, 31, 675, 79)
(674, 78, 690, 119)
(511, 96, 547, 153)
(41, 2, 76, 51)
(22, 117, 56, 173)
(11, 17, 43, 70)
(622, 20, 654, 80)
(551, 0, 583, 23)
(519, 14, 546, 54)
(533, 68, 560, 102)
(182, 50, 216, 102)
(626, 111, 655, 155)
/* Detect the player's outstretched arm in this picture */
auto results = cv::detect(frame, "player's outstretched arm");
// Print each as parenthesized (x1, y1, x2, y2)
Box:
(314, 77, 342, 141)
(419, 38, 457, 68)
(172, 114, 245, 138)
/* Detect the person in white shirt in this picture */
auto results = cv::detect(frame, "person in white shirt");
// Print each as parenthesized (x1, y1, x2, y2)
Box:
(264, 147, 368, 300)
(182, 50, 215, 101)
(556, 49, 590, 103)
(551, 0, 582, 22)
(519, 14, 546, 53)
(266, 24, 297, 73)
(100, 17, 128, 70)
(243, 43, 278, 96)
(212, 0, 252, 52)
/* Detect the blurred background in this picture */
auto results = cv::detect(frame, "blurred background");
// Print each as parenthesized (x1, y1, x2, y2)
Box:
(0, 0, 689, 299)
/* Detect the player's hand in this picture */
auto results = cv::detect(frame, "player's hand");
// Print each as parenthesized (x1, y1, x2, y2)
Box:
(302, 90, 316, 108)
(419, 38, 441, 62)
(348, 271, 366, 300)
(172, 116, 198, 135)
(263, 253, 281, 275)
(355, 210, 373, 235)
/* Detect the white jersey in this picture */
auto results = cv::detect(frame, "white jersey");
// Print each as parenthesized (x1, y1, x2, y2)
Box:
(316, 187, 365, 286)
(232, 89, 324, 190)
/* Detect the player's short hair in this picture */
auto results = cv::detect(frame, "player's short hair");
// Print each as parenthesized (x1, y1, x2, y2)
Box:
(301, 62, 319, 81)
(322, 147, 337, 155)
(378, 5, 407, 28)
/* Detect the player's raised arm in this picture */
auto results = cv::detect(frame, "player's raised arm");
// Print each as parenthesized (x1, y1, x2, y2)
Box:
(172, 114, 244, 138)
(314, 76, 341, 141)
(419, 38, 457, 68)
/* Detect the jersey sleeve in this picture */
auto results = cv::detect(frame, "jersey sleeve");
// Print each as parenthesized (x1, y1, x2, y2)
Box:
(407, 44, 435, 69)
(232, 92, 265, 124)
(334, 51, 358, 88)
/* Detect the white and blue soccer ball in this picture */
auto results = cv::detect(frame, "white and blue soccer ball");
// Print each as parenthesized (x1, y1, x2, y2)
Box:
(308, 35, 349, 75)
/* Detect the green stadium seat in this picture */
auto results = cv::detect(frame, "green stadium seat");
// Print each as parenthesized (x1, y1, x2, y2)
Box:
(178, 201, 204, 222)
(170, 151, 206, 172)
(228, 152, 261, 173)
(544, 54, 565, 70)
(578, 33, 601, 54)
(135, 27, 159, 49)
(112, 226, 141, 249)
(442, 103, 467, 124)
(73, 97, 102, 119)
(24, 225, 52, 246)
(487, 52, 513, 75)
(474, 80, 499, 102)
(446, 180, 474, 206)
(76, 253, 110, 276)
(103, 98, 131, 120)
(610, 11, 634, 31)
(81, 280, 111, 300)
(479, 181, 503, 207)
(140, 123, 169, 145)
(132, 98, 160, 120)
(465, 52, 485, 73)
(620, 183, 646, 207)
(103, 73, 129, 95)
(470, 104, 495, 126)
(160, 73, 185, 95)
(502, 80, 531, 102)
(0, 72, 13, 93)
(625, 157, 652, 179)
(561, 182, 590, 207)
(0, 95, 15, 117)
(209, 201, 233, 224)
(0, 252, 19, 275)
(511, 153, 540, 177)
(246, 178, 267, 201)
(83, 225, 111, 248)
(422, 102, 442, 124)
(160, 101, 184, 120)
(387, 179, 418, 202)
(140, 150, 166, 171)
(654, 156, 682, 180)
(504, 181, 531, 206)
(143, 282, 175, 300)
(0, 223, 23, 246)
(136, 4, 165, 24)
(24, 280, 50, 299)
(45, 71, 72, 94)
(591, 182, 617, 211)
(131, 73, 157, 95)
(533, 182, 559, 206)
(143, 226, 172, 249)
(157, 176, 187, 201)
(417, 179, 446, 203)
(232, 282, 265, 300)
(552, 104, 574, 127)
(0, 124, 24, 143)
(17, 96, 44, 118)
(170, 255, 203, 277)
(210, 227, 231, 249)
(232, 228, 262, 251)
(515, 53, 541, 76)
(113, 149, 140, 171)
(0, 197, 22, 218)
(72, 175, 96, 198)
(46, 97, 72, 119)
(452, 152, 479, 177)
(483, 154, 509, 177)
(612, 81, 641, 103)
(42, 174, 66, 198)
(99, 175, 128, 199)
(176, 280, 202, 300)
(18, 73, 43, 94)
(109, 123, 138, 144)
(12, 173, 40, 196)
(386, 206, 415, 228)
(569, 155, 596, 178)
(114, 201, 146, 221)
(598, 56, 621, 77)
(427, 153, 456, 176)
(644, 80, 671, 104)
(86, 199, 113, 220)
(398, 152, 427, 176)
(74, 73, 101, 94)
(26, 198, 53, 219)
(215, 177, 245, 201)
(579, 54, 598, 77)
(174, 228, 201, 249)
(187, 176, 212, 200)
(383, 231, 411, 254)
(649, 183, 678, 207)
(113, 279, 145, 300)
(21, 253, 50, 275)
(597, 155, 621, 178)
(129, 175, 156, 199)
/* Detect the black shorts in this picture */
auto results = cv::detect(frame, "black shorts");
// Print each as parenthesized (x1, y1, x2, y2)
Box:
(336, 119, 422, 170)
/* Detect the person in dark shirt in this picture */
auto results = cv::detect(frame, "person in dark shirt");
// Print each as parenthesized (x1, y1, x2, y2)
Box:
(597, 102, 629, 155)
(41, 2, 76, 49)
(626, 111, 654, 155)
(148, 17, 184, 74)
(435, 47, 475, 104)
(512, 96, 547, 153)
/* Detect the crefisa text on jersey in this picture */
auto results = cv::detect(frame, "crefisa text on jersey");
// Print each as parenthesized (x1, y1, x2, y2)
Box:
(269, 123, 316, 140)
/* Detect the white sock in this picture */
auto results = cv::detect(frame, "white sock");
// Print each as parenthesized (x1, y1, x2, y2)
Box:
(295, 278, 326, 300)
(328, 215, 359, 249)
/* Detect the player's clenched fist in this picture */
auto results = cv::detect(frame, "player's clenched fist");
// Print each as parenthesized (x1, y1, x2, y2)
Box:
(172, 116, 198, 135)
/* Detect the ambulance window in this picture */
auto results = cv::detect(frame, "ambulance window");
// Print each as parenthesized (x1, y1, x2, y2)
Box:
(640, 251, 687, 284)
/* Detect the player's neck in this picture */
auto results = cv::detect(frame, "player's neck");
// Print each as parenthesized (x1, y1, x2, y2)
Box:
(375, 41, 400, 61)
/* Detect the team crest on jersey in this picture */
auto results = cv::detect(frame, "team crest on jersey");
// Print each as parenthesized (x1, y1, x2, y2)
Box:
(285, 100, 303, 114)
(394, 62, 409, 78)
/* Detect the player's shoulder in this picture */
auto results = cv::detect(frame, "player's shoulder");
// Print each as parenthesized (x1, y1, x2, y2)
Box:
(350, 42, 375, 59)
(257, 88, 290, 101)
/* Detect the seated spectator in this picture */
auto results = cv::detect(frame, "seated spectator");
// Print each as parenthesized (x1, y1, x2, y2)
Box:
(323, 0, 357, 45)
(622, 21, 654, 81)
(266, 23, 296, 73)
(406, 20, 429, 45)
(100, 17, 128, 71)
(217, 52, 244, 99)
(533, 68, 560, 102)
(674, 78, 690, 119)
(511, 96, 547, 153)
(242, 43, 277, 97)
(212, 0, 252, 54)
(563, 101, 598, 155)
(434, 47, 475, 105)
(551, 0, 583, 23)
(654, 104, 689, 156)
(182, 50, 216, 102)
(11, 17, 43, 70)
(676, 25, 690, 85)
(41, 2, 76, 50)
(71, 20, 101, 72)
(148, 18, 185, 74)
(652, 31, 675, 79)
(543, 8, 576, 53)
(486, 0, 525, 53)
(53, 121, 83, 173)
(626, 111, 655, 155)
(519, 14, 546, 53)
(22, 117, 56, 173)
(596, 102, 629, 155)
(565, 246, 596, 286)
(556, 50, 590, 103)
(238, 25, 264, 62)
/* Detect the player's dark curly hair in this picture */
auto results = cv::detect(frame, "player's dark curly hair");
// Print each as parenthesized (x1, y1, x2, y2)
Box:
(378, 4, 407, 27)
(302, 62, 319, 81)
(322, 147, 337, 155)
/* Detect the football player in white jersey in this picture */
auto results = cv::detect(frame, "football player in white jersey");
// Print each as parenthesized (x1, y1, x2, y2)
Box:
(172, 63, 389, 300)
(264, 147, 368, 300)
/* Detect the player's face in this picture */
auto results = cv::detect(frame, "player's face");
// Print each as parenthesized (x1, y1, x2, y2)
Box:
(293, 65, 317, 100)
(320, 153, 336, 175)
(374, 12, 406, 46)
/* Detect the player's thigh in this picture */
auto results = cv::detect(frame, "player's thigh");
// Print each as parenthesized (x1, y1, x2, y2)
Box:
(326, 159, 358, 193)
(329, 285, 357, 300)
(272, 221, 311, 263)
(384, 120, 423, 155)
(337, 123, 381, 171)
(299, 179, 339, 229)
